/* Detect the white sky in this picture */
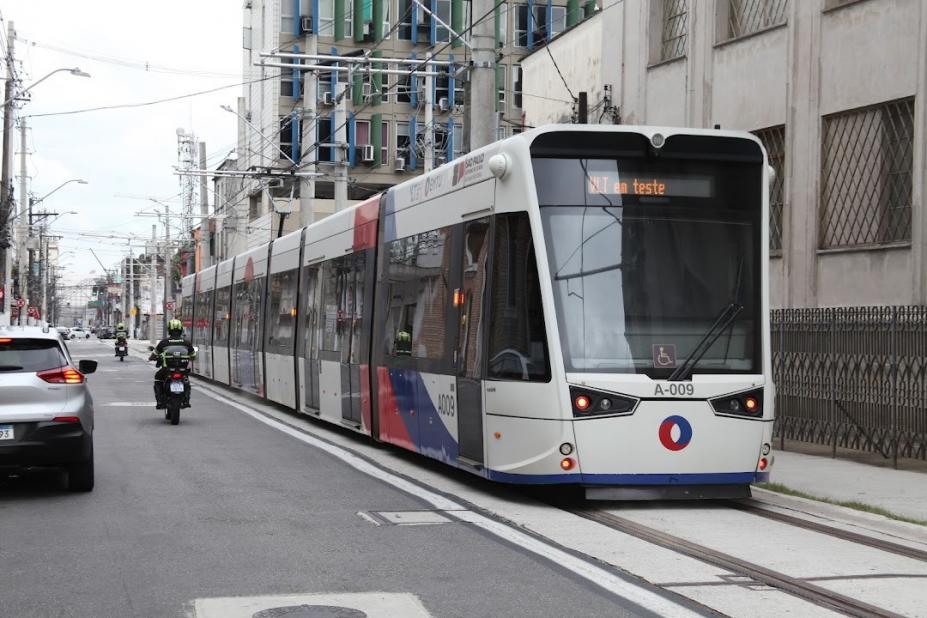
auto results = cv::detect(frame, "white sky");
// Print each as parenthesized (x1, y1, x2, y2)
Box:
(0, 0, 242, 287)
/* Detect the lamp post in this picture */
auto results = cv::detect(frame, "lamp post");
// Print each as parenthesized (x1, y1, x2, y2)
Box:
(1, 67, 91, 107)
(37, 211, 76, 326)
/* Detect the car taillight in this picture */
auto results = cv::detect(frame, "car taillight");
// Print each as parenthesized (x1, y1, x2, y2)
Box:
(52, 416, 81, 423)
(37, 366, 84, 384)
(171, 372, 183, 379)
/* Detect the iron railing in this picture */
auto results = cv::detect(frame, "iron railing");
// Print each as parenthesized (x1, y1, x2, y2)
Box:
(772, 307, 927, 464)
(726, 0, 788, 40)
(660, 0, 688, 62)
(754, 125, 785, 253)
(820, 98, 914, 249)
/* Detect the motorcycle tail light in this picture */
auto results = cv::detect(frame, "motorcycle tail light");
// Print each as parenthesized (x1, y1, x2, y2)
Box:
(171, 372, 183, 379)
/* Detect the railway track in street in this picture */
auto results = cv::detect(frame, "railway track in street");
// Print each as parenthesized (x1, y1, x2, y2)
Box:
(726, 499, 927, 563)
(570, 507, 908, 618)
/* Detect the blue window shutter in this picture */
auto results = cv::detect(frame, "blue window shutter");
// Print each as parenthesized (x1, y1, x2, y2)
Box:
(446, 117, 454, 162)
(410, 53, 418, 107)
(527, 0, 534, 50)
(348, 112, 356, 167)
(329, 112, 336, 162)
(311, 0, 320, 34)
(411, 0, 418, 44)
(330, 46, 338, 102)
(292, 45, 301, 100)
(291, 112, 300, 162)
(409, 115, 417, 170)
(293, 0, 301, 36)
(448, 54, 455, 107)
(429, 0, 437, 46)
(547, 0, 553, 40)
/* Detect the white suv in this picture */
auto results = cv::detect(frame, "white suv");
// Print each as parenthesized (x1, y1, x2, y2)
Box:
(0, 326, 97, 491)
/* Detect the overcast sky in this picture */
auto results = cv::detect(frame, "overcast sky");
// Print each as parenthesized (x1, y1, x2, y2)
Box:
(0, 1, 242, 287)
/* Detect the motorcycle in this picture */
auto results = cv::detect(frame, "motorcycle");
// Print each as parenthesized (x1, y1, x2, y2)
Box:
(115, 338, 128, 361)
(149, 345, 194, 426)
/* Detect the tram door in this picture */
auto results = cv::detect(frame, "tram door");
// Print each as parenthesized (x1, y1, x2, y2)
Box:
(302, 265, 321, 411)
(456, 218, 490, 464)
(341, 252, 365, 426)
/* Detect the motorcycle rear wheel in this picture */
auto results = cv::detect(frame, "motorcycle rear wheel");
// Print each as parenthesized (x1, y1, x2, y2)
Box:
(168, 401, 180, 425)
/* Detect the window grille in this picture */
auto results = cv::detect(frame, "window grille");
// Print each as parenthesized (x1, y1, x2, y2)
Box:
(726, 0, 788, 40)
(754, 125, 786, 253)
(820, 98, 914, 249)
(660, 0, 688, 61)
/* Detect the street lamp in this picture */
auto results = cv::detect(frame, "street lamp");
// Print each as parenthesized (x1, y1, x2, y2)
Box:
(2, 68, 91, 107)
(31, 179, 88, 207)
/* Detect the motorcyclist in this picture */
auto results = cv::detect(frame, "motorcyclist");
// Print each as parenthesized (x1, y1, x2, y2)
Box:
(148, 319, 196, 409)
(114, 322, 128, 341)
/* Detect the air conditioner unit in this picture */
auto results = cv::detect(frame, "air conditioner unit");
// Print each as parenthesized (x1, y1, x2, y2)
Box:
(300, 16, 313, 33)
(394, 157, 406, 172)
(360, 144, 375, 162)
(438, 97, 449, 112)
(321, 91, 333, 105)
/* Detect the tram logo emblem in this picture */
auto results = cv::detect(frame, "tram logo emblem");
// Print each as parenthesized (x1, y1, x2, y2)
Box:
(659, 415, 693, 451)
(652, 344, 676, 368)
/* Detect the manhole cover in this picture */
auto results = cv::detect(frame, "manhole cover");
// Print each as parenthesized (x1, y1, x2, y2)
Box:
(253, 606, 367, 618)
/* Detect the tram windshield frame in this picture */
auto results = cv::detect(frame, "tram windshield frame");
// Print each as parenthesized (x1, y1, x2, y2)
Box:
(531, 136, 764, 379)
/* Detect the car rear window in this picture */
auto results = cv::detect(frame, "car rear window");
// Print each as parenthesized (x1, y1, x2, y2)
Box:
(0, 339, 68, 373)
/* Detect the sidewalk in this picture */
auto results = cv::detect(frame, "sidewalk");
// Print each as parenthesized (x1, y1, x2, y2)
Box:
(769, 449, 927, 522)
(119, 338, 926, 522)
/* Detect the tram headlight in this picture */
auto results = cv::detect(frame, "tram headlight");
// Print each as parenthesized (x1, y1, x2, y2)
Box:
(569, 386, 638, 417)
(559, 443, 574, 455)
(709, 388, 764, 418)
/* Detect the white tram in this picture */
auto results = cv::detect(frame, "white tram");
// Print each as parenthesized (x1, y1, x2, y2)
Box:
(182, 125, 774, 499)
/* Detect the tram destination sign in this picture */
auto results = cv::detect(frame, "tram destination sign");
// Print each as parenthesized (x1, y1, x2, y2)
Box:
(586, 173, 713, 198)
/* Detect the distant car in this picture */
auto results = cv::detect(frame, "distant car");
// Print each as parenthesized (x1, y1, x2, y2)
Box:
(97, 327, 115, 340)
(0, 326, 97, 491)
(55, 326, 71, 338)
(69, 328, 90, 340)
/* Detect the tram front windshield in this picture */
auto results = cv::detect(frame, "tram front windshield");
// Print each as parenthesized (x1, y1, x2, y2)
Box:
(534, 156, 762, 379)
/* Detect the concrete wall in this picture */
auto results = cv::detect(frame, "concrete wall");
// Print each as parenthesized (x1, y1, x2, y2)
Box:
(520, 0, 927, 309)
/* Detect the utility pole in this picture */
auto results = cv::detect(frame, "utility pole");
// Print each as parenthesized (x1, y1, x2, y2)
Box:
(468, 0, 497, 151)
(148, 225, 156, 345)
(128, 241, 134, 338)
(17, 117, 28, 324)
(424, 52, 434, 172)
(198, 141, 209, 269)
(299, 35, 318, 228)
(334, 68, 348, 212)
(0, 21, 15, 325)
(162, 202, 170, 335)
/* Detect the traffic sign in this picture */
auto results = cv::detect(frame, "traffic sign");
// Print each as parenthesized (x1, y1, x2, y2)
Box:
(16, 298, 25, 308)
(130, 306, 137, 317)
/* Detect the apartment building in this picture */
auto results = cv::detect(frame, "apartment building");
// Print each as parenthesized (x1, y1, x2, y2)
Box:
(520, 0, 927, 309)
(212, 0, 597, 259)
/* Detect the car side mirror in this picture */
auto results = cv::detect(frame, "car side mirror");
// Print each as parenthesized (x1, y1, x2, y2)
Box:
(147, 346, 155, 351)
(78, 359, 98, 374)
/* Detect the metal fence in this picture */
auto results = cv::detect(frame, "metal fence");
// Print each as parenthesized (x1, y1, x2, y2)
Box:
(772, 307, 927, 464)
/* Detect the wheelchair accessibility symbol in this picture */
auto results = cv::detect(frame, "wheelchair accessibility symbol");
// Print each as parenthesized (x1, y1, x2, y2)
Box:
(652, 344, 676, 368)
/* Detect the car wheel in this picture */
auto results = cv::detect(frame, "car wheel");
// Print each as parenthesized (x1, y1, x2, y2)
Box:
(67, 442, 94, 492)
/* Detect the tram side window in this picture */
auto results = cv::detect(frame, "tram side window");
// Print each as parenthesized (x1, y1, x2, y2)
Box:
(320, 258, 346, 353)
(301, 265, 321, 359)
(213, 286, 231, 345)
(383, 226, 453, 360)
(194, 290, 212, 346)
(267, 269, 298, 353)
(487, 213, 550, 381)
(234, 277, 265, 350)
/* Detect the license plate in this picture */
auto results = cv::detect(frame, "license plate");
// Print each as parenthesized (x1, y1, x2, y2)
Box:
(118, 346, 126, 352)
(169, 381, 185, 393)
(0, 425, 13, 440)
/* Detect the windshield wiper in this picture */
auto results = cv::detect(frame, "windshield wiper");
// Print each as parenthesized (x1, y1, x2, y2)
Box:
(0, 365, 25, 371)
(554, 261, 628, 282)
(667, 302, 743, 382)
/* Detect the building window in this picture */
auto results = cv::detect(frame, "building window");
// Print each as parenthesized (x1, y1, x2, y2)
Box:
(514, 4, 529, 47)
(820, 98, 914, 249)
(753, 125, 785, 253)
(319, 0, 335, 36)
(436, 0, 453, 42)
(532, 4, 566, 43)
(397, 71, 412, 104)
(279, 116, 299, 160)
(397, 121, 410, 163)
(399, 0, 413, 39)
(497, 64, 506, 108)
(318, 116, 333, 162)
(281, 71, 294, 98)
(660, 0, 688, 61)
(281, 0, 295, 34)
(496, 2, 507, 47)
(725, 0, 788, 40)
(512, 64, 522, 109)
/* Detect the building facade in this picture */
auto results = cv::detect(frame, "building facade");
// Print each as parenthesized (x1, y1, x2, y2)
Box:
(212, 0, 597, 260)
(521, 0, 927, 309)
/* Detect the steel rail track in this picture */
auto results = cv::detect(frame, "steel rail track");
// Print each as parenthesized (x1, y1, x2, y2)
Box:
(571, 508, 906, 618)
(727, 500, 927, 563)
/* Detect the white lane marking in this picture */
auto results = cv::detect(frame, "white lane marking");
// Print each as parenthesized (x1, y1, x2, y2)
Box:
(104, 402, 157, 407)
(375, 510, 453, 526)
(356, 511, 383, 526)
(193, 592, 431, 618)
(197, 385, 701, 617)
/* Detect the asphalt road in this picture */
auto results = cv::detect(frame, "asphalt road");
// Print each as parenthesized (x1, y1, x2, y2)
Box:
(0, 339, 658, 617)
